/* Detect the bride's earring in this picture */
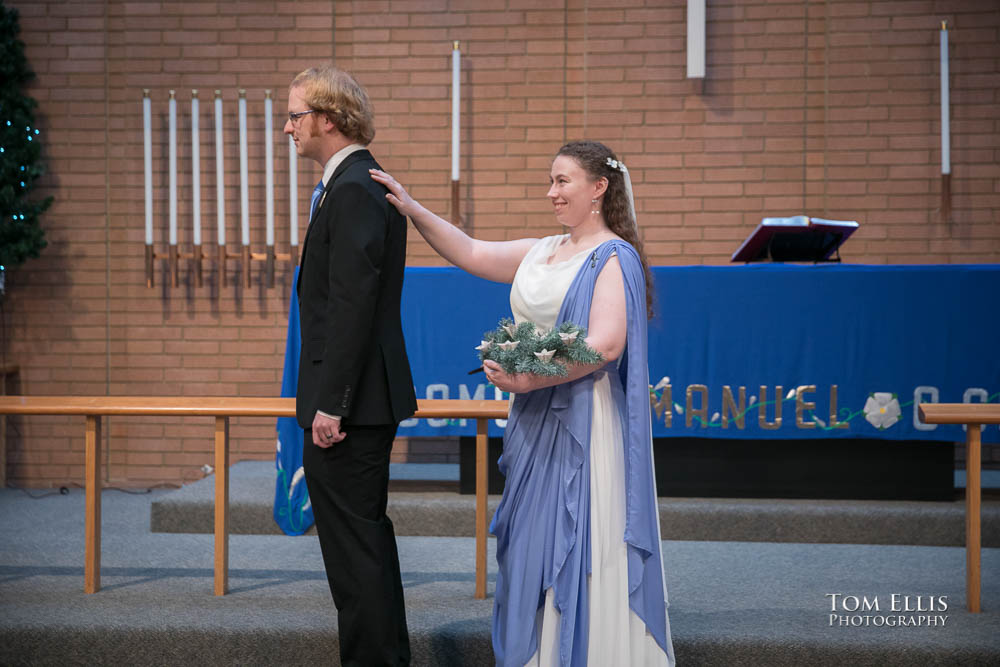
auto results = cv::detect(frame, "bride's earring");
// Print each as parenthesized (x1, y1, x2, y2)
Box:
(591, 199, 599, 214)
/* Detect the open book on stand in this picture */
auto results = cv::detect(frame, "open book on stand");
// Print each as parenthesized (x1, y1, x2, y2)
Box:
(731, 215, 859, 263)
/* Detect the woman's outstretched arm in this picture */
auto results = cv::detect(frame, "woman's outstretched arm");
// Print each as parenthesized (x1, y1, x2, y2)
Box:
(370, 168, 537, 284)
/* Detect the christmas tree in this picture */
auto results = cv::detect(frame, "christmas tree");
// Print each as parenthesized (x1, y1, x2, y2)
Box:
(0, 2, 50, 276)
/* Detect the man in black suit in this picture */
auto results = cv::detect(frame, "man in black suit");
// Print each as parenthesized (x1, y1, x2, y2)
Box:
(285, 65, 417, 667)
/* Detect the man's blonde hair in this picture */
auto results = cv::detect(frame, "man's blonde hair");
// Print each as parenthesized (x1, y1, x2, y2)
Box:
(291, 65, 375, 145)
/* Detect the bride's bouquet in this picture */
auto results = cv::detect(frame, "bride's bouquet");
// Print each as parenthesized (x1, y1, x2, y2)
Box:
(476, 318, 604, 377)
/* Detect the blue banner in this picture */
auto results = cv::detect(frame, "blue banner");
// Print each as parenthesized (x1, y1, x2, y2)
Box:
(274, 267, 314, 535)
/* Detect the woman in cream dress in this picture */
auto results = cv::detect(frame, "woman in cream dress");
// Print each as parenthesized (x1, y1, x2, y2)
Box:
(371, 141, 674, 666)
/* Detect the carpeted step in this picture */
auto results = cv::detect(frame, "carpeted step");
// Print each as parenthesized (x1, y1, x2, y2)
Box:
(3, 488, 1000, 666)
(150, 461, 1000, 547)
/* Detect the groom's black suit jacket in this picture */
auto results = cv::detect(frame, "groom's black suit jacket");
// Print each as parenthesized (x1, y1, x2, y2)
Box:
(295, 149, 417, 429)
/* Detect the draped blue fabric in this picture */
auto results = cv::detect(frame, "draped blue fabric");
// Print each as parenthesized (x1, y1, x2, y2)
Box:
(273, 265, 315, 536)
(273, 183, 324, 535)
(490, 240, 668, 666)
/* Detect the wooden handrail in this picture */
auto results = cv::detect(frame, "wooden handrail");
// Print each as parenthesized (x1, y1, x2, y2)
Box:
(0, 396, 508, 419)
(918, 403, 1000, 425)
(0, 396, 508, 599)
(918, 402, 1000, 613)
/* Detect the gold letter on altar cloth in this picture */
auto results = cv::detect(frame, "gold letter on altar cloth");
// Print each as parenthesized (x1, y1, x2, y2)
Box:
(829, 385, 848, 429)
(686, 384, 709, 428)
(796, 385, 817, 429)
(651, 384, 672, 428)
(722, 385, 746, 429)
(758, 385, 782, 429)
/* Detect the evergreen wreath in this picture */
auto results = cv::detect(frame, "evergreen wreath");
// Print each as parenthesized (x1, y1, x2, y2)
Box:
(477, 318, 604, 377)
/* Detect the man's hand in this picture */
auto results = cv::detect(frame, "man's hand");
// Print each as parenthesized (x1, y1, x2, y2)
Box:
(312, 412, 346, 448)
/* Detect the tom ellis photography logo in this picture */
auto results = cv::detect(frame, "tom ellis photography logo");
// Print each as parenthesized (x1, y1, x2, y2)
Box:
(826, 594, 949, 627)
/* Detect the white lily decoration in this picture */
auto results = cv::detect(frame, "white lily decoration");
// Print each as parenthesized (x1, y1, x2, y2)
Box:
(289, 467, 305, 500)
(498, 340, 520, 351)
(749, 395, 758, 406)
(502, 323, 517, 338)
(674, 402, 684, 415)
(653, 376, 670, 391)
(475, 340, 492, 352)
(534, 349, 556, 363)
(786, 388, 797, 400)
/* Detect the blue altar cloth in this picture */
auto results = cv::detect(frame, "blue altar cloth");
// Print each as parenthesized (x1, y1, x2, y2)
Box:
(275, 263, 999, 532)
(396, 264, 999, 443)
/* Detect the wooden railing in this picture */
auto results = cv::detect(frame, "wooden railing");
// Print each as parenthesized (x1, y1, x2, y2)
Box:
(5, 397, 991, 611)
(919, 402, 1000, 613)
(0, 396, 508, 599)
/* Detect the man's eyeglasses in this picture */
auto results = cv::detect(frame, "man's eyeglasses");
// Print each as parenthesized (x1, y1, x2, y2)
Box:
(288, 110, 317, 123)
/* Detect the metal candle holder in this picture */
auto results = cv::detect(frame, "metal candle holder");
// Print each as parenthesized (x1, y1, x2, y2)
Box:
(142, 88, 300, 290)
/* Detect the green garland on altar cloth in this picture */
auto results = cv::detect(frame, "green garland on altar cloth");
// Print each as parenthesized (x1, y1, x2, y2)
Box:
(477, 318, 604, 377)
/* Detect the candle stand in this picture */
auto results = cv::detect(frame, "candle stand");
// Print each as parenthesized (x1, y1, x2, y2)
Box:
(144, 244, 297, 289)
(142, 88, 301, 290)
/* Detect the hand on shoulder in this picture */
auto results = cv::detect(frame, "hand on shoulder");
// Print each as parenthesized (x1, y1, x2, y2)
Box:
(369, 168, 421, 218)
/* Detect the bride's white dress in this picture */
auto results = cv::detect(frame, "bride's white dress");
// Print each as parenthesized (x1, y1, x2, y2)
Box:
(509, 235, 671, 666)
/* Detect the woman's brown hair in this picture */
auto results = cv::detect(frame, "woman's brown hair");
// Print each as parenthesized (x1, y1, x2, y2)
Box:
(556, 141, 655, 318)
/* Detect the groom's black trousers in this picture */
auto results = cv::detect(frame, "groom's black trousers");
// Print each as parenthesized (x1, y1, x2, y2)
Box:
(303, 423, 410, 667)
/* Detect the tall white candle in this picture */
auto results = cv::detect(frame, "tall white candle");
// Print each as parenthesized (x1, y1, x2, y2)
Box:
(215, 91, 225, 246)
(451, 41, 460, 181)
(168, 90, 177, 246)
(940, 22, 950, 175)
(264, 91, 274, 247)
(143, 90, 153, 245)
(238, 90, 249, 246)
(288, 135, 298, 247)
(191, 90, 201, 247)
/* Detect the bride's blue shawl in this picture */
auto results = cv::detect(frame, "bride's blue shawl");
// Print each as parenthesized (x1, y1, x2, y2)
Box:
(490, 240, 671, 666)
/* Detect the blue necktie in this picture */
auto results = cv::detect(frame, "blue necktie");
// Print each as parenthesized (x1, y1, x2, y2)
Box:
(309, 180, 324, 220)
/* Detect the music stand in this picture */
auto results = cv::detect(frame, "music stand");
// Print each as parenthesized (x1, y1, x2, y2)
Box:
(731, 216, 859, 263)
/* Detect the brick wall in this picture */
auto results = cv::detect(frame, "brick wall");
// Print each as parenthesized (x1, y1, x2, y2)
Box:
(3, 0, 998, 487)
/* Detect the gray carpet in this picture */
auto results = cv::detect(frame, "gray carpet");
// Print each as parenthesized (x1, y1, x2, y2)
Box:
(1, 487, 999, 666)
(151, 461, 1000, 547)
